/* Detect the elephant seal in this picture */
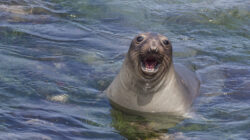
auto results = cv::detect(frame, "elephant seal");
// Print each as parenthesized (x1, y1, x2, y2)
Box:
(106, 33, 200, 116)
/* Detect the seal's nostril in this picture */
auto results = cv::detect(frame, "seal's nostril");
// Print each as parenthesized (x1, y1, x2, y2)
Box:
(149, 46, 158, 53)
(155, 47, 158, 53)
(148, 47, 152, 53)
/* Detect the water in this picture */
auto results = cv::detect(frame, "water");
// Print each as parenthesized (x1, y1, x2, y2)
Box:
(0, 0, 249, 139)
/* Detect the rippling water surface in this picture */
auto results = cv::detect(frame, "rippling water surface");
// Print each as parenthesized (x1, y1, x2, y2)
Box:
(0, 0, 249, 139)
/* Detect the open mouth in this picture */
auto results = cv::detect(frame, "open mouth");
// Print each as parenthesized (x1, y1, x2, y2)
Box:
(141, 56, 161, 75)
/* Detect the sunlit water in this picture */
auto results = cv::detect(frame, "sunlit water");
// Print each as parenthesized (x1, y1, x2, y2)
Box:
(0, 0, 249, 139)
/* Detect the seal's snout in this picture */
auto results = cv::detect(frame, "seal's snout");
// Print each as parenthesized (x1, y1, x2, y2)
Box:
(140, 40, 164, 76)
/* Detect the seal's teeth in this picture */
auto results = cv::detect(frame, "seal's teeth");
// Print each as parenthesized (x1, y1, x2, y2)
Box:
(145, 67, 155, 72)
(141, 58, 161, 74)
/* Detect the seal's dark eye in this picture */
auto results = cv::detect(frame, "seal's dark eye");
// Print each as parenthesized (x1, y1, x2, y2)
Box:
(163, 40, 169, 45)
(136, 36, 144, 42)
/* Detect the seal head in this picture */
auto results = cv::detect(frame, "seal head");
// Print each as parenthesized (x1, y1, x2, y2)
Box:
(128, 33, 172, 81)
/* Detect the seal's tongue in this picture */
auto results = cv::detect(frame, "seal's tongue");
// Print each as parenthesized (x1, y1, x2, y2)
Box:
(144, 57, 157, 69)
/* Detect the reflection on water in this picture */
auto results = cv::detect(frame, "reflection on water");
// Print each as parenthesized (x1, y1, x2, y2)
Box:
(0, 0, 249, 139)
(110, 108, 184, 139)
